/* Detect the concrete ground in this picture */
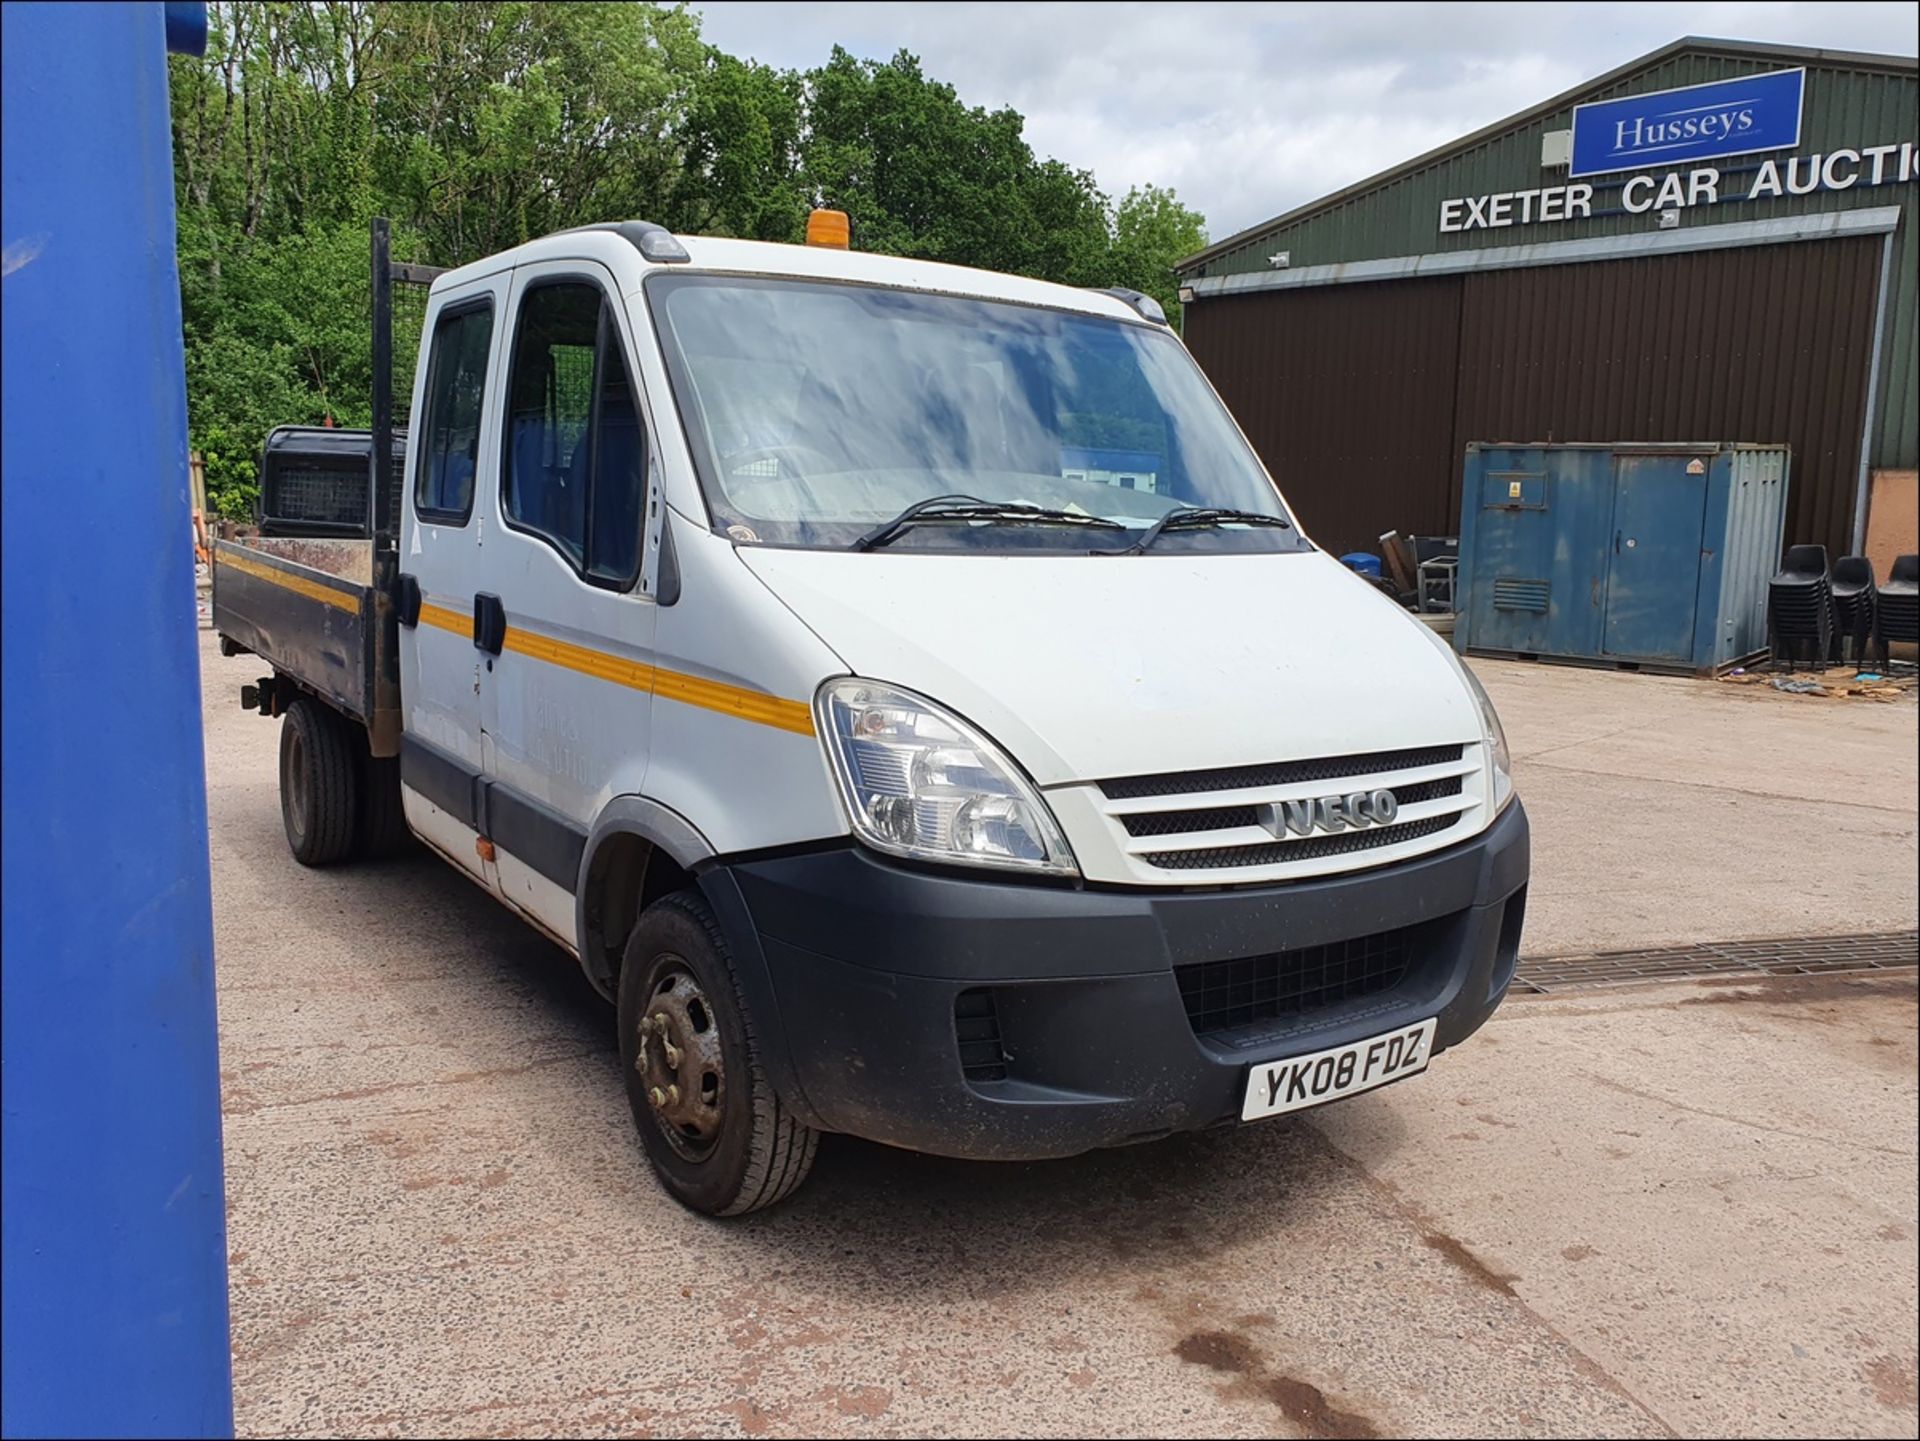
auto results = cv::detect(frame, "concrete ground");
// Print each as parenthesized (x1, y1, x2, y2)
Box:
(1484, 657, 1918, 955)
(199, 632, 1918, 1438)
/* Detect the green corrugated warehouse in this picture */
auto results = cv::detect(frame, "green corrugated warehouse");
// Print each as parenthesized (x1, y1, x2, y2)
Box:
(1175, 36, 1917, 567)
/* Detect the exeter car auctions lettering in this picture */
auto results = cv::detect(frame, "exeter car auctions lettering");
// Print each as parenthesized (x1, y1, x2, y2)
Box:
(1440, 183, 1594, 233)
(1743, 144, 1915, 198)
(1439, 140, 1916, 233)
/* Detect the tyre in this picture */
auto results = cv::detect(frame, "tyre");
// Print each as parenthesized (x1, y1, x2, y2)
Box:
(355, 752, 415, 860)
(278, 695, 359, 866)
(617, 890, 818, 1215)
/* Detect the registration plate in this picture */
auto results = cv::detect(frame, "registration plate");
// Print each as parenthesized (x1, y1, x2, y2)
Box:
(1241, 1017, 1439, 1121)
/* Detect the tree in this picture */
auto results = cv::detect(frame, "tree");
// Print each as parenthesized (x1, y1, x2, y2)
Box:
(800, 48, 1113, 281)
(1109, 185, 1209, 330)
(371, 1, 705, 261)
(666, 51, 807, 243)
(168, 2, 706, 516)
(167, 14, 1210, 518)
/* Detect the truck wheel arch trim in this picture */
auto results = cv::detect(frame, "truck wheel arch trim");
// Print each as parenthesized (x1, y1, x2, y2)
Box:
(570, 796, 820, 1128)
(579, 795, 717, 882)
(573, 796, 716, 991)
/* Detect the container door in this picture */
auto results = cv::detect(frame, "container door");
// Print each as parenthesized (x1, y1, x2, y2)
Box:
(1602, 454, 1709, 662)
(1462, 448, 1556, 654)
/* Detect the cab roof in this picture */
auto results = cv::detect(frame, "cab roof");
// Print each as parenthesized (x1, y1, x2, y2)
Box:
(430, 224, 1142, 324)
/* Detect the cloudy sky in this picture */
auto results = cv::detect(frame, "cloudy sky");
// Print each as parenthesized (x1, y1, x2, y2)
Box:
(692, 1, 1919, 242)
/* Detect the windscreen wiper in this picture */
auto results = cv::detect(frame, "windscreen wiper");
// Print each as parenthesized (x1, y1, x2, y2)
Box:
(852, 494, 1125, 552)
(1105, 505, 1294, 556)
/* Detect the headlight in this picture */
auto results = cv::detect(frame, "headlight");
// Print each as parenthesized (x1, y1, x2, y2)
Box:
(1459, 664, 1515, 813)
(816, 679, 1078, 876)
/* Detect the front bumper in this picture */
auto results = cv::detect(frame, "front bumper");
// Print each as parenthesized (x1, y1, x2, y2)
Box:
(701, 800, 1529, 1161)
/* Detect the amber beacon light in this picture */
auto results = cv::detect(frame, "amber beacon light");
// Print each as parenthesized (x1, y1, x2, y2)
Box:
(806, 208, 851, 249)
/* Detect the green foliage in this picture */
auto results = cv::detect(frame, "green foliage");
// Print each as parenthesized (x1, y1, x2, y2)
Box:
(187, 334, 309, 518)
(1110, 185, 1210, 329)
(796, 49, 1130, 289)
(668, 51, 809, 243)
(372, 2, 708, 260)
(170, 4, 1209, 517)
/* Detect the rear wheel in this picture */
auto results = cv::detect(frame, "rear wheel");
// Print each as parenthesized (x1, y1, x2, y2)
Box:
(617, 890, 818, 1215)
(355, 752, 414, 859)
(279, 695, 359, 866)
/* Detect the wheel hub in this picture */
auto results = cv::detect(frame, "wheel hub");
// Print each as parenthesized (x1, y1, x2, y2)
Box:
(634, 964, 726, 1158)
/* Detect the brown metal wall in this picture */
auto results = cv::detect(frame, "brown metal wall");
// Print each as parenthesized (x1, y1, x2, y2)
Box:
(1186, 236, 1885, 560)
(1186, 275, 1463, 556)
(1454, 236, 1884, 558)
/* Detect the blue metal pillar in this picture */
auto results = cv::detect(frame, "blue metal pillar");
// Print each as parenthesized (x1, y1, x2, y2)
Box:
(2, 4, 233, 1437)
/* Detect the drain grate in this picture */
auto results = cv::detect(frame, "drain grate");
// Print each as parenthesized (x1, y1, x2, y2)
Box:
(1515, 930, 1919, 994)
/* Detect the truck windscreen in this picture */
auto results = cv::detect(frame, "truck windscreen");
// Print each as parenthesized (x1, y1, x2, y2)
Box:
(645, 274, 1306, 554)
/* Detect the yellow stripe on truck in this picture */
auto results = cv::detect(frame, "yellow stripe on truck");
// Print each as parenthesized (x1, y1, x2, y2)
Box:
(502, 624, 658, 692)
(218, 548, 360, 614)
(416, 602, 469, 636)
(652, 667, 815, 735)
(414, 599, 814, 736)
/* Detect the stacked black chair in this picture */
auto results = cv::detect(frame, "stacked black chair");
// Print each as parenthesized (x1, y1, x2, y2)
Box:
(1880, 553, 1919, 652)
(1831, 556, 1885, 669)
(1767, 544, 1839, 669)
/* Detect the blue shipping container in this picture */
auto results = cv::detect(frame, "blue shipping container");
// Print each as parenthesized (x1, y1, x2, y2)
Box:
(1455, 443, 1790, 674)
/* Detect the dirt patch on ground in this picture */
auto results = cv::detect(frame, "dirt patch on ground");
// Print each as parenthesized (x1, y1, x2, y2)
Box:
(1862, 1354, 1918, 1411)
(1174, 1329, 1381, 1440)
(1422, 1232, 1520, 1297)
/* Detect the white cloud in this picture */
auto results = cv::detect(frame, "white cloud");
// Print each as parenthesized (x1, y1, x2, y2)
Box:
(690, 0, 1919, 239)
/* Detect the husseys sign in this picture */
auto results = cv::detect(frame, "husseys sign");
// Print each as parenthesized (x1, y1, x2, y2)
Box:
(1570, 68, 1805, 176)
(1438, 67, 1916, 235)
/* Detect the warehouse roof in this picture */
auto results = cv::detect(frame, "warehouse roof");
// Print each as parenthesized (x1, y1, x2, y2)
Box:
(1175, 35, 1919, 275)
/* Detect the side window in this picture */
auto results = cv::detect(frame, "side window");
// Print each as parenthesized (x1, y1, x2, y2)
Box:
(504, 281, 647, 585)
(414, 302, 494, 522)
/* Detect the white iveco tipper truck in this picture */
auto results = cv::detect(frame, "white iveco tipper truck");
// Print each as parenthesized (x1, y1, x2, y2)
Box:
(213, 212, 1528, 1215)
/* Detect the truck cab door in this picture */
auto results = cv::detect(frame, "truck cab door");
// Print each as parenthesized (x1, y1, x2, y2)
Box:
(396, 278, 506, 887)
(477, 260, 660, 944)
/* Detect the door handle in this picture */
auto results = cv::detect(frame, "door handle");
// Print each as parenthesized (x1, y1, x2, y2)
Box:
(1613, 530, 1622, 555)
(395, 572, 422, 628)
(472, 592, 506, 656)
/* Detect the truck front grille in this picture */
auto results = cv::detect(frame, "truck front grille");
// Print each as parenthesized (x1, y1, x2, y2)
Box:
(1088, 742, 1482, 882)
(1175, 923, 1426, 1038)
(1120, 775, 1463, 838)
(1144, 812, 1461, 870)
(1099, 743, 1466, 800)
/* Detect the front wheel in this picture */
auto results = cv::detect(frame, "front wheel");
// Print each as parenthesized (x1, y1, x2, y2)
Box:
(616, 890, 818, 1215)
